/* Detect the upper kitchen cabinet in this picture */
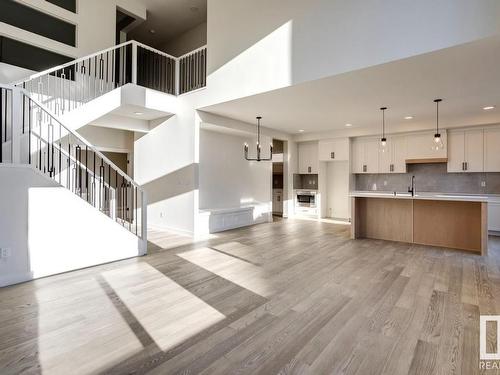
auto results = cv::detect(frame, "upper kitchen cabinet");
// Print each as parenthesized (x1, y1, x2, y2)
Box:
(447, 129, 484, 172)
(352, 138, 379, 174)
(406, 131, 448, 161)
(298, 141, 319, 174)
(318, 138, 350, 161)
(379, 136, 408, 173)
(485, 126, 500, 172)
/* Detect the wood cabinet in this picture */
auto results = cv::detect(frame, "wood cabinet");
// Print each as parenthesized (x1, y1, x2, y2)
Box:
(318, 138, 349, 161)
(352, 138, 379, 174)
(447, 129, 484, 172)
(379, 136, 407, 173)
(484, 127, 500, 172)
(298, 142, 318, 174)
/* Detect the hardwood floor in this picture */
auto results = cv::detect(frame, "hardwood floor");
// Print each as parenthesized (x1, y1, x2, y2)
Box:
(1, 218, 500, 374)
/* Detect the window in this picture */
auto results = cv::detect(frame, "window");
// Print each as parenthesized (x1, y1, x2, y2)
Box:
(46, 0, 76, 13)
(0, 0, 76, 47)
(0, 37, 72, 72)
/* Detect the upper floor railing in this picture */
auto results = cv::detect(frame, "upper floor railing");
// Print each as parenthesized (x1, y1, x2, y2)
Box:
(0, 83, 147, 241)
(13, 41, 207, 116)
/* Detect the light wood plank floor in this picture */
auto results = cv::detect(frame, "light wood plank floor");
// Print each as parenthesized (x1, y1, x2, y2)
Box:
(2, 218, 500, 374)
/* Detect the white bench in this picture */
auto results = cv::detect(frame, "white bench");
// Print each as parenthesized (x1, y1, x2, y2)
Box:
(198, 202, 271, 234)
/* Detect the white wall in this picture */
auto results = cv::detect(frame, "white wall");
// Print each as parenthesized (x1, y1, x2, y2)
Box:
(0, 0, 146, 59)
(161, 22, 207, 57)
(203, 0, 500, 107)
(78, 125, 134, 152)
(0, 63, 35, 84)
(0, 165, 144, 287)
(133, 105, 198, 235)
(199, 128, 271, 209)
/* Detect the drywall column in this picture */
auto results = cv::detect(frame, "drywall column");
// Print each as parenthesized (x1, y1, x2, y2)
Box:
(133, 104, 199, 236)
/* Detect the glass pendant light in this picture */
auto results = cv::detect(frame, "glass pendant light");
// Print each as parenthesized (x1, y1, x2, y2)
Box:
(432, 99, 444, 151)
(380, 107, 388, 152)
(244, 116, 273, 161)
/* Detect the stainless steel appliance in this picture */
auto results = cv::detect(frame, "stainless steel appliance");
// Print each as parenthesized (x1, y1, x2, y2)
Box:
(295, 190, 318, 216)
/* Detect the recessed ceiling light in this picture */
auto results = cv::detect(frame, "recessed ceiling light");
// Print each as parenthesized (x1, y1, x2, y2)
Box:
(149, 29, 155, 34)
(298, 129, 304, 132)
(134, 111, 143, 115)
(345, 123, 352, 127)
(404, 116, 414, 120)
(483, 106, 495, 110)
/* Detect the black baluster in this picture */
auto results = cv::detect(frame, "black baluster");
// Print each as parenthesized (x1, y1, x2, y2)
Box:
(0, 89, 3, 163)
(135, 186, 138, 236)
(28, 99, 32, 164)
(75, 145, 82, 196)
(85, 145, 89, 201)
(100, 160, 104, 210)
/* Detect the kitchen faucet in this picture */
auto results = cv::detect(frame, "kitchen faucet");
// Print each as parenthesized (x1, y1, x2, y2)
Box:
(408, 175, 416, 196)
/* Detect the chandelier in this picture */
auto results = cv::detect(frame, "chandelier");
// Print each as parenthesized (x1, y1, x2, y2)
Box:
(244, 116, 273, 161)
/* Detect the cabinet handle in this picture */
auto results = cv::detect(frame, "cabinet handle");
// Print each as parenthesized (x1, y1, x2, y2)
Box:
(308, 166, 311, 173)
(462, 162, 465, 171)
(331, 152, 335, 159)
(465, 162, 468, 171)
(363, 165, 367, 173)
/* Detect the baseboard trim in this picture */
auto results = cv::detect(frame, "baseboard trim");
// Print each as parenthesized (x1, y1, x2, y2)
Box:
(148, 224, 194, 237)
(0, 272, 33, 288)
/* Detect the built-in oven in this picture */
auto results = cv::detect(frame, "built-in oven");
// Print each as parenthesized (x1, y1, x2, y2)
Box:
(295, 190, 318, 217)
(296, 191, 317, 207)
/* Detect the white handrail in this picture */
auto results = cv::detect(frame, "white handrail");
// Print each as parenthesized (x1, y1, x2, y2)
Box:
(178, 45, 208, 60)
(134, 41, 178, 60)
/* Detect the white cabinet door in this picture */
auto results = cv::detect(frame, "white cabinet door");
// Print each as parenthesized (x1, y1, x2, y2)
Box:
(318, 138, 349, 161)
(364, 139, 379, 174)
(298, 142, 319, 174)
(407, 131, 447, 159)
(447, 131, 465, 172)
(488, 203, 500, 232)
(392, 136, 408, 173)
(351, 139, 364, 174)
(378, 139, 392, 174)
(485, 127, 500, 172)
(464, 129, 484, 172)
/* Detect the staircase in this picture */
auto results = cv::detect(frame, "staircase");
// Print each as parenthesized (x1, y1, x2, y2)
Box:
(0, 41, 207, 283)
(0, 83, 147, 240)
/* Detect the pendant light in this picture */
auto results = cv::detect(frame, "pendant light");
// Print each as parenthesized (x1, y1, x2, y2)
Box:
(380, 107, 388, 152)
(244, 116, 273, 161)
(432, 99, 444, 150)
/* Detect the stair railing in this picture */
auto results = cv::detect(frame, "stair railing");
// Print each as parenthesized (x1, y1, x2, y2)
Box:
(178, 45, 207, 95)
(13, 41, 207, 111)
(0, 84, 147, 243)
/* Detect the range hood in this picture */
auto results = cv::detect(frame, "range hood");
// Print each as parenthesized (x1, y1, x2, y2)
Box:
(405, 158, 448, 164)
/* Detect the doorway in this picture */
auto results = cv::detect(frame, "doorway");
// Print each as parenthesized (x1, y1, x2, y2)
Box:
(116, 9, 136, 45)
(272, 139, 284, 217)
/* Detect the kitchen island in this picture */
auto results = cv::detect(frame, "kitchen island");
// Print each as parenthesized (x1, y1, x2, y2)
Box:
(350, 191, 489, 254)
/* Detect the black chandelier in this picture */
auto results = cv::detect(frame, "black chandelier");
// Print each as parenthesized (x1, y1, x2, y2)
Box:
(244, 116, 273, 161)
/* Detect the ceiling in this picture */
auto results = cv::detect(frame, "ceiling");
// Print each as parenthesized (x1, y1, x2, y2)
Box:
(128, 0, 207, 48)
(200, 36, 500, 137)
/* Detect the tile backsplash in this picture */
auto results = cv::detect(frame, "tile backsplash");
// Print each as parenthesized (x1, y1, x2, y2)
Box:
(294, 174, 318, 190)
(355, 163, 500, 194)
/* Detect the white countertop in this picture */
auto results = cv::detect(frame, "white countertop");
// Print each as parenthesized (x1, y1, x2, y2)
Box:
(350, 191, 500, 203)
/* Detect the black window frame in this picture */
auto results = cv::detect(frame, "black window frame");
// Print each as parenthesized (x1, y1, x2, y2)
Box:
(0, 0, 76, 47)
